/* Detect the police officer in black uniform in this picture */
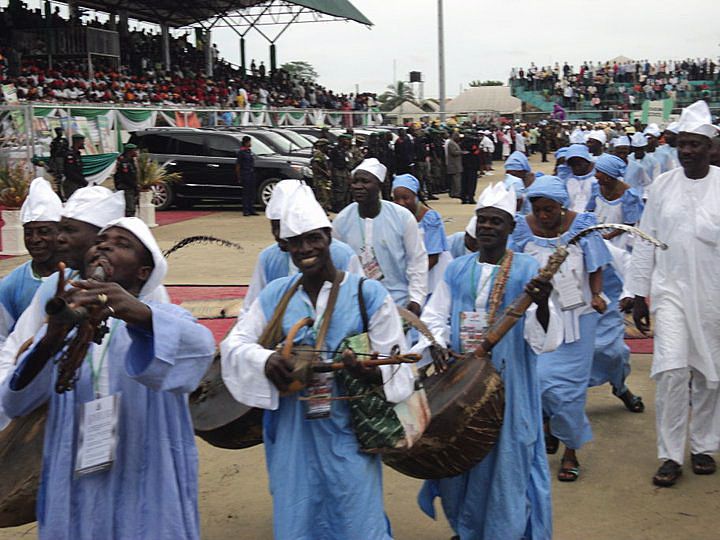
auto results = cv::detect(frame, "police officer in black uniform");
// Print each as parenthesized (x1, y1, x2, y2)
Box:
(49, 127, 68, 186)
(62, 133, 88, 201)
(114, 143, 139, 216)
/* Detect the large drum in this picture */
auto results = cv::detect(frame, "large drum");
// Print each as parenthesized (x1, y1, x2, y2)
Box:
(0, 405, 46, 527)
(381, 352, 505, 480)
(190, 353, 264, 449)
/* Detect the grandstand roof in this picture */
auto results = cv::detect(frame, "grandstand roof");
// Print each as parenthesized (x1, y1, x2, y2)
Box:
(74, 0, 372, 28)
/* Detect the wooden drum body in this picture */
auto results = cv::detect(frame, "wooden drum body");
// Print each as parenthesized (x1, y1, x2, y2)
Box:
(381, 353, 504, 480)
(0, 406, 46, 527)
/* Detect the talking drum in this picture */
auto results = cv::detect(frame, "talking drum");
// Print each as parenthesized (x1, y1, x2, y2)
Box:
(381, 352, 504, 480)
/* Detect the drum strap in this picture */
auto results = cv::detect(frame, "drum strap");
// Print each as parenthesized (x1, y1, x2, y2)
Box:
(257, 271, 344, 351)
(358, 278, 369, 333)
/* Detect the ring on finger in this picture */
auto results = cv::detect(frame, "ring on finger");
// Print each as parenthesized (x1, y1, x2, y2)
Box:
(97, 293, 108, 305)
(532, 287, 540, 294)
(107, 305, 115, 316)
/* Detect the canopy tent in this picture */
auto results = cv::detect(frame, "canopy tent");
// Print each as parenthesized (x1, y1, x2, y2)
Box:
(71, 0, 372, 28)
(446, 87, 522, 114)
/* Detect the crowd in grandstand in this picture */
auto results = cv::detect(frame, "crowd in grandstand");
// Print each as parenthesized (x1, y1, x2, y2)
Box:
(0, 1, 377, 110)
(510, 58, 719, 110)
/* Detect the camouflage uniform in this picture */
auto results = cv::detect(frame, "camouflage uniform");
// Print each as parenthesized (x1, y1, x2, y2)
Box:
(311, 142, 332, 212)
(330, 136, 353, 212)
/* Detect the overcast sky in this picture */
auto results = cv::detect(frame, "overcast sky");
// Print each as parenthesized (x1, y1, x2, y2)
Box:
(210, 0, 720, 98)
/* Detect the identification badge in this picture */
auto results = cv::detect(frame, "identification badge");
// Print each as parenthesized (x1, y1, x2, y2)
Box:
(553, 268, 585, 311)
(459, 310, 487, 354)
(75, 394, 120, 476)
(304, 372, 333, 419)
(360, 246, 384, 281)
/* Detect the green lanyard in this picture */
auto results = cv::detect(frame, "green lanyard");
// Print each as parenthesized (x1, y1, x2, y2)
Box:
(87, 319, 120, 398)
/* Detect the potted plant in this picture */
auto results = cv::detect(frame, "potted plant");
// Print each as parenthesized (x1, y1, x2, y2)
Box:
(0, 160, 32, 255)
(135, 152, 182, 228)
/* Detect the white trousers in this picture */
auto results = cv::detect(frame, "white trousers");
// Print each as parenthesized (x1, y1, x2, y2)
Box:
(655, 368, 720, 465)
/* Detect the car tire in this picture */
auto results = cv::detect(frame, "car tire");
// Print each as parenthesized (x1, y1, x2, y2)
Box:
(257, 177, 280, 209)
(151, 181, 174, 211)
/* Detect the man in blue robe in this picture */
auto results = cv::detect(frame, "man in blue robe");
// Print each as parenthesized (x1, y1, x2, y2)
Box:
(1, 217, 215, 540)
(332, 158, 427, 316)
(0, 178, 62, 344)
(414, 183, 562, 540)
(221, 185, 415, 539)
(0, 186, 130, 430)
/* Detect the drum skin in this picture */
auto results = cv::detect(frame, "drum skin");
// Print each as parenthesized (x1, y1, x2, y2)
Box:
(381, 353, 505, 480)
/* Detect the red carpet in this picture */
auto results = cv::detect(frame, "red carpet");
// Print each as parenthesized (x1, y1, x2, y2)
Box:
(626, 338, 653, 354)
(200, 318, 236, 342)
(156, 210, 214, 226)
(166, 285, 248, 303)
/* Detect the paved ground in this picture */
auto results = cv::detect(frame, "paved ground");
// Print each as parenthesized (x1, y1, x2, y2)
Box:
(1, 154, 719, 539)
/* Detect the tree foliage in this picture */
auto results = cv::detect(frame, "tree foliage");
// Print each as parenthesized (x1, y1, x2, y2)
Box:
(377, 81, 417, 111)
(280, 61, 319, 82)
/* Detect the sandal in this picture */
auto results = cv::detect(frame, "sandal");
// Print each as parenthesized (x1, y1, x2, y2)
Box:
(691, 454, 717, 475)
(615, 389, 645, 413)
(544, 422, 559, 455)
(653, 460, 682, 487)
(558, 456, 580, 482)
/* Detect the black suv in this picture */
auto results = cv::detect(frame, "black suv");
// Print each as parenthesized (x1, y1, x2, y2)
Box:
(128, 128, 314, 210)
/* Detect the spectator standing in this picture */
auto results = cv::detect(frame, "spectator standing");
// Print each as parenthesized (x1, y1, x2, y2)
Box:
(113, 143, 139, 217)
(446, 131, 464, 199)
(62, 133, 87, 201)
(235, 136, 257, 216)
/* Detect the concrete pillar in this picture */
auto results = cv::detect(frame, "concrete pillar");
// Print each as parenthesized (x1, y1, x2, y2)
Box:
(161, 23, 171, 70)
(205, 30, 213, 77)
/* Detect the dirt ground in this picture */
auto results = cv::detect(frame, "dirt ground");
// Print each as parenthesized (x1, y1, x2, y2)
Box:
(1, 154, 719, 539)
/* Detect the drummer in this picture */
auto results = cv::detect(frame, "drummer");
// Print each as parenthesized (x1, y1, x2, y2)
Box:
(413, 183, 562, 540)
(239, 179, 363, 324)
(220, 184, 414, 540)
(509, 175, 612, 482)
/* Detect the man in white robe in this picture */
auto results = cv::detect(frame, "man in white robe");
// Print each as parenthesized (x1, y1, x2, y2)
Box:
(332, 158, 427, 315)
(628, 100, 720, 487)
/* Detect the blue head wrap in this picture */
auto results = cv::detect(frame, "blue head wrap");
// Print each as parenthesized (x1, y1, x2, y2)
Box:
(565, 144, 592, 162)
(392, 174, 420, 195)
(594, 154, 627, 179)
(504, 151, 531, 172)
(555, 147, 569, 160)
(526, 175, 570, 208)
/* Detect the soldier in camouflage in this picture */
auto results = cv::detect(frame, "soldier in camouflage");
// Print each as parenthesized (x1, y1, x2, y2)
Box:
(311, 139, 332, 212)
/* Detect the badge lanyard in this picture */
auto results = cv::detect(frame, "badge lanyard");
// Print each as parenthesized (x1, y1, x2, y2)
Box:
(87, 319, 120, 399)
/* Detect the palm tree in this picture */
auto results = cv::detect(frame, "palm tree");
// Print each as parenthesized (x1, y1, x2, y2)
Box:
(136, 152, 182, 191)
(378, 81, 417, 111)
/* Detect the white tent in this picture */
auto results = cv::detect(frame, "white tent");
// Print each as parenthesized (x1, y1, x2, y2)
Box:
(445, 86, 522, 114)
(388, 101, 427, 115)
(610, 55, 634, 63)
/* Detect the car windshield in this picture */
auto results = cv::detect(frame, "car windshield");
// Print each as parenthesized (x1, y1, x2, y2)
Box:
(253, 131, 299, 154)
(230, 134, 276, 156)
(276, 130, 313, 149)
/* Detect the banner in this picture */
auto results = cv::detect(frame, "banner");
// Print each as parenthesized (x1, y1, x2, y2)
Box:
(82, 152, 119, 186)
(641, 98, 674, 125)
(2, 84, 18, 104)
(116, 109, 157, 132)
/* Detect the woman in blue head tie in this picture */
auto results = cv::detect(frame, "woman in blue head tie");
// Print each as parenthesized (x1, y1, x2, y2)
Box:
(509, 174, 612, 482)
(392, 174, 449, 297)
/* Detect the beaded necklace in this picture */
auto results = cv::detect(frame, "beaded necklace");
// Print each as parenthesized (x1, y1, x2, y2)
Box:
(485, 249, 514, 327)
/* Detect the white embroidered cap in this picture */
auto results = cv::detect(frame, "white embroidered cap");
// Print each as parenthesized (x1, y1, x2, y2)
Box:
(265, 179, 303, 220)
(676, 100, 720, 139)
(475, 182, 517, 219)
(100, 217, 167, 297)
(569, 129, 587, 145)
(464, 215, 477, 239)
(352, 157, 387, 183)
(20, 177, 62, 224)
(280, 184, 331, 239)
(62, 186, 125, 228)
(587, 130, 607, 145)
(631, 132, 648, 148)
